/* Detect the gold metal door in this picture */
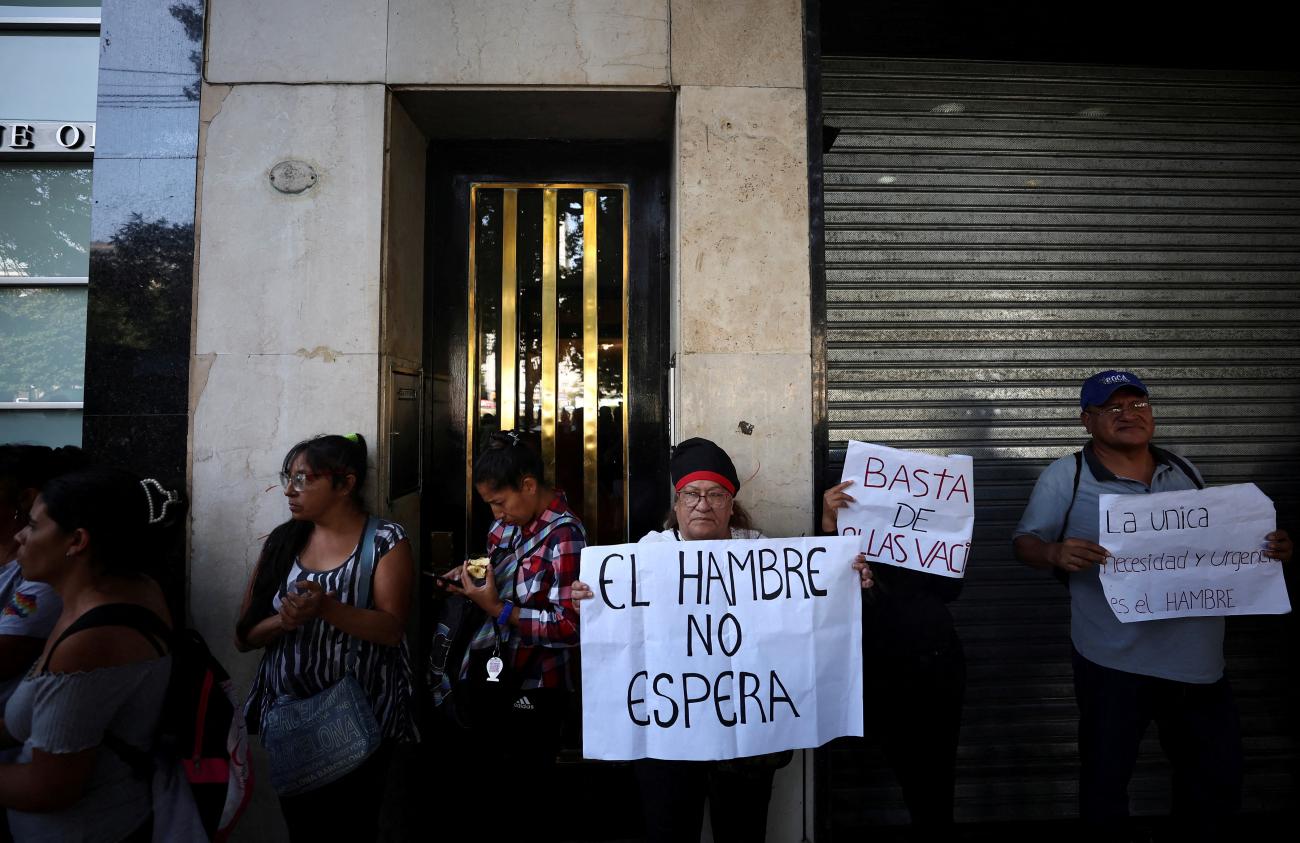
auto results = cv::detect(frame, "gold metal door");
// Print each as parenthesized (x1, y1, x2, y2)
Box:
(466, 184, 628, 544)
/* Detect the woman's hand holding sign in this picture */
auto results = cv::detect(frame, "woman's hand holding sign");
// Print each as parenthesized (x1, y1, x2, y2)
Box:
(822, 480, 855, 534)
(852, 553, 873, 589)
(571, 580, 595, 611)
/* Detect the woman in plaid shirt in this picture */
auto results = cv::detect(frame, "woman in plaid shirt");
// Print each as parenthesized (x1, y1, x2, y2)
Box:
(442, 430, 586, 795)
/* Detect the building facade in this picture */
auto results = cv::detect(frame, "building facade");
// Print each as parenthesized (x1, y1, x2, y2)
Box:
(7, 0, 1297, 840)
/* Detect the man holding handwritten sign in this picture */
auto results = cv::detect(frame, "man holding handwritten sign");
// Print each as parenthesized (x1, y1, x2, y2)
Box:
(1013, 369, 1293, 835)
(823, 441, 973, 830)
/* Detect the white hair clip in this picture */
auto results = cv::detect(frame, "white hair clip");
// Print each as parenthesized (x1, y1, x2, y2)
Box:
(140, 478, 180, 525)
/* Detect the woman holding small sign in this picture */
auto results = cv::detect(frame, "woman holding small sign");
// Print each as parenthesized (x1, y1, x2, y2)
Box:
(573, 438, 872, 843)
(823, 477, 965, 835)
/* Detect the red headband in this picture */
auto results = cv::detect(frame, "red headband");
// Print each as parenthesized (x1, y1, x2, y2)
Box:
(674, 470, 736, 495)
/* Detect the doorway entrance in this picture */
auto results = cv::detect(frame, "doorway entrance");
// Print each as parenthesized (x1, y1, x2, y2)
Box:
(417, 142, 670, 840)
(423, 142, 670, 569)
(465, 183, 629, 545)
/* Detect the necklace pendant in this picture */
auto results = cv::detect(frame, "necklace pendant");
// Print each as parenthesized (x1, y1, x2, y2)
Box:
(485, 656, 504, 682)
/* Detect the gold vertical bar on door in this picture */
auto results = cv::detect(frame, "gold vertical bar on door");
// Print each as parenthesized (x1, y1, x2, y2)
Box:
(582, 190, 599, 527)
(465, 187, 479, 529)
(499, 189, 518, 431)
(541, 188, 558, 479)
(621, 187, 630, 537)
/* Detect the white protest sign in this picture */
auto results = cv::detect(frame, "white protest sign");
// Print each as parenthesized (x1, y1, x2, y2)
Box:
(836, 441, 975, 578)
(1098, 483, 1291, 623)
(579, 536, 863, 761)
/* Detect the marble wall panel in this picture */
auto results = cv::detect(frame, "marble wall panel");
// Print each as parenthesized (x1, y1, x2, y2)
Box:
(670, 0, 803, 88)
(382, 98, 427, 366)
(675, 85, 811, 355)
(206, 0, 388, 83)
(387, 0, 669, 86)
(189, 350, 380, 691)
(195, 83, 385, 356)
(769, 752, 809, 841)
(379, 95, 425, 555)
(676, 351, 813, 539)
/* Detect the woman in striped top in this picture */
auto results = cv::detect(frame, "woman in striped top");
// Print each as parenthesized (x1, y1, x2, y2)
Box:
(236, 434, 415, 843)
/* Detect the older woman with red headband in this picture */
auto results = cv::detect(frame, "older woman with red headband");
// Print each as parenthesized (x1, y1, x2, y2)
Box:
(574, 438, 871, 842)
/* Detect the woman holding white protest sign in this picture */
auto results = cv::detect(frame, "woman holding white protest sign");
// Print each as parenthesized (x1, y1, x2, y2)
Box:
(573, 437, 872, 843)
(823, 476, 965, 836)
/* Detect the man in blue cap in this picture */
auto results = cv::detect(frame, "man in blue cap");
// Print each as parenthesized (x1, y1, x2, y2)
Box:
(1013, 370, 1292, 836)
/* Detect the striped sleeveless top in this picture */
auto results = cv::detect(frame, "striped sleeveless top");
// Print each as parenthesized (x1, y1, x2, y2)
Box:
(244, 519, 416, 742)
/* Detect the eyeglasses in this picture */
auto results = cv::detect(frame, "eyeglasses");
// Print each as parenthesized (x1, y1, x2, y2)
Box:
(677, 489, 733, 509)
(279, 470, 342, 492)
(1087, 400, 1152, 417)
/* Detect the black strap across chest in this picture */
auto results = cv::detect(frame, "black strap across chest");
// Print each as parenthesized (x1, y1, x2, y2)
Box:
(40, 603, 171, 674)
(1055, 447, 1205, 544)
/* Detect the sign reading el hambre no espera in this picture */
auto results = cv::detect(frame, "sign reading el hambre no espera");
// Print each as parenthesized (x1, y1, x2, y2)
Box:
(579, 535, 864, 761)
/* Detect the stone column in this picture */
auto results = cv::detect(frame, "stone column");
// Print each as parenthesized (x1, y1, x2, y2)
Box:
(670, 4, 813, 840)
(670, 0, 812, 539)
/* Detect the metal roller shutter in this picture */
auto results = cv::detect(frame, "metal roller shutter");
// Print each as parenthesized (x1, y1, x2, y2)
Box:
(818, 57, 1300, 829)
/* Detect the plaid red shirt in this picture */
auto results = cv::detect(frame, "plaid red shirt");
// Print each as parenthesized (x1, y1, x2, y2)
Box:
(486, 490, 586, 689)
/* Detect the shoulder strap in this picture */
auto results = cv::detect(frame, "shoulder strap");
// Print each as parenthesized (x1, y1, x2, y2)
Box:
(41, 603, 170, 674)
(1054, 451, 1084, 544)
(340, 516, 379, 673)
(498, 512, 580, 565)
(355, 516, 379, 611)
(1162, 451, 1205, 490)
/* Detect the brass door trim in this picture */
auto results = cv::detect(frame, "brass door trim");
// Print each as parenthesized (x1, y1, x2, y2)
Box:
(465, 182, 631, 537)
(464, 187, 479, 518)
(540, 187, 558, 481)
(581, 188, 599, 526)
(499, 188, 518, 431)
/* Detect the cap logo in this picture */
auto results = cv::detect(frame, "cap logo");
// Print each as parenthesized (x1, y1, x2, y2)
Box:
(1102, 374, 1130, 384)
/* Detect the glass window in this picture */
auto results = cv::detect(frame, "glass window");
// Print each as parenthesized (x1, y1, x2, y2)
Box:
(0, 31, 100, 121)
(0, 163, 93, 277)
(0, 2, 100, 23)
(0, 286, 88, 402)
(0, 6, 95, 448)
(0, 408, 82, 446)
(468, 184, 628, 542)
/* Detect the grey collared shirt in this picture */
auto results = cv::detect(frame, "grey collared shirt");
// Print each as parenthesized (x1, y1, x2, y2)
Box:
(1014, 444, 1224, 683)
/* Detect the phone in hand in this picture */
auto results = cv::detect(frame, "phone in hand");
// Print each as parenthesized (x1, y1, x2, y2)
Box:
(425, 571, 462, 591)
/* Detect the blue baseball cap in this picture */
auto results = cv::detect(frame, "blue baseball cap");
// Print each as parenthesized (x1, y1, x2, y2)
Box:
(1080, 370, 1149, 409)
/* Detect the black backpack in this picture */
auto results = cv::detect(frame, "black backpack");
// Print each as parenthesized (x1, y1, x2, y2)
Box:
(426, 591, 491, 728)
(43, 604, 253, 841)
(427, 513, 580, 727)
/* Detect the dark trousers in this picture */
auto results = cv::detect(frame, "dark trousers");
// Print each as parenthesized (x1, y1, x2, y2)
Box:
(863, 633, 966, 831)
(634, 757, 776, 843)
(278, 742, 395, 843)
(1072, 649, 1243, 839)
(426, 687, 568, 841)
